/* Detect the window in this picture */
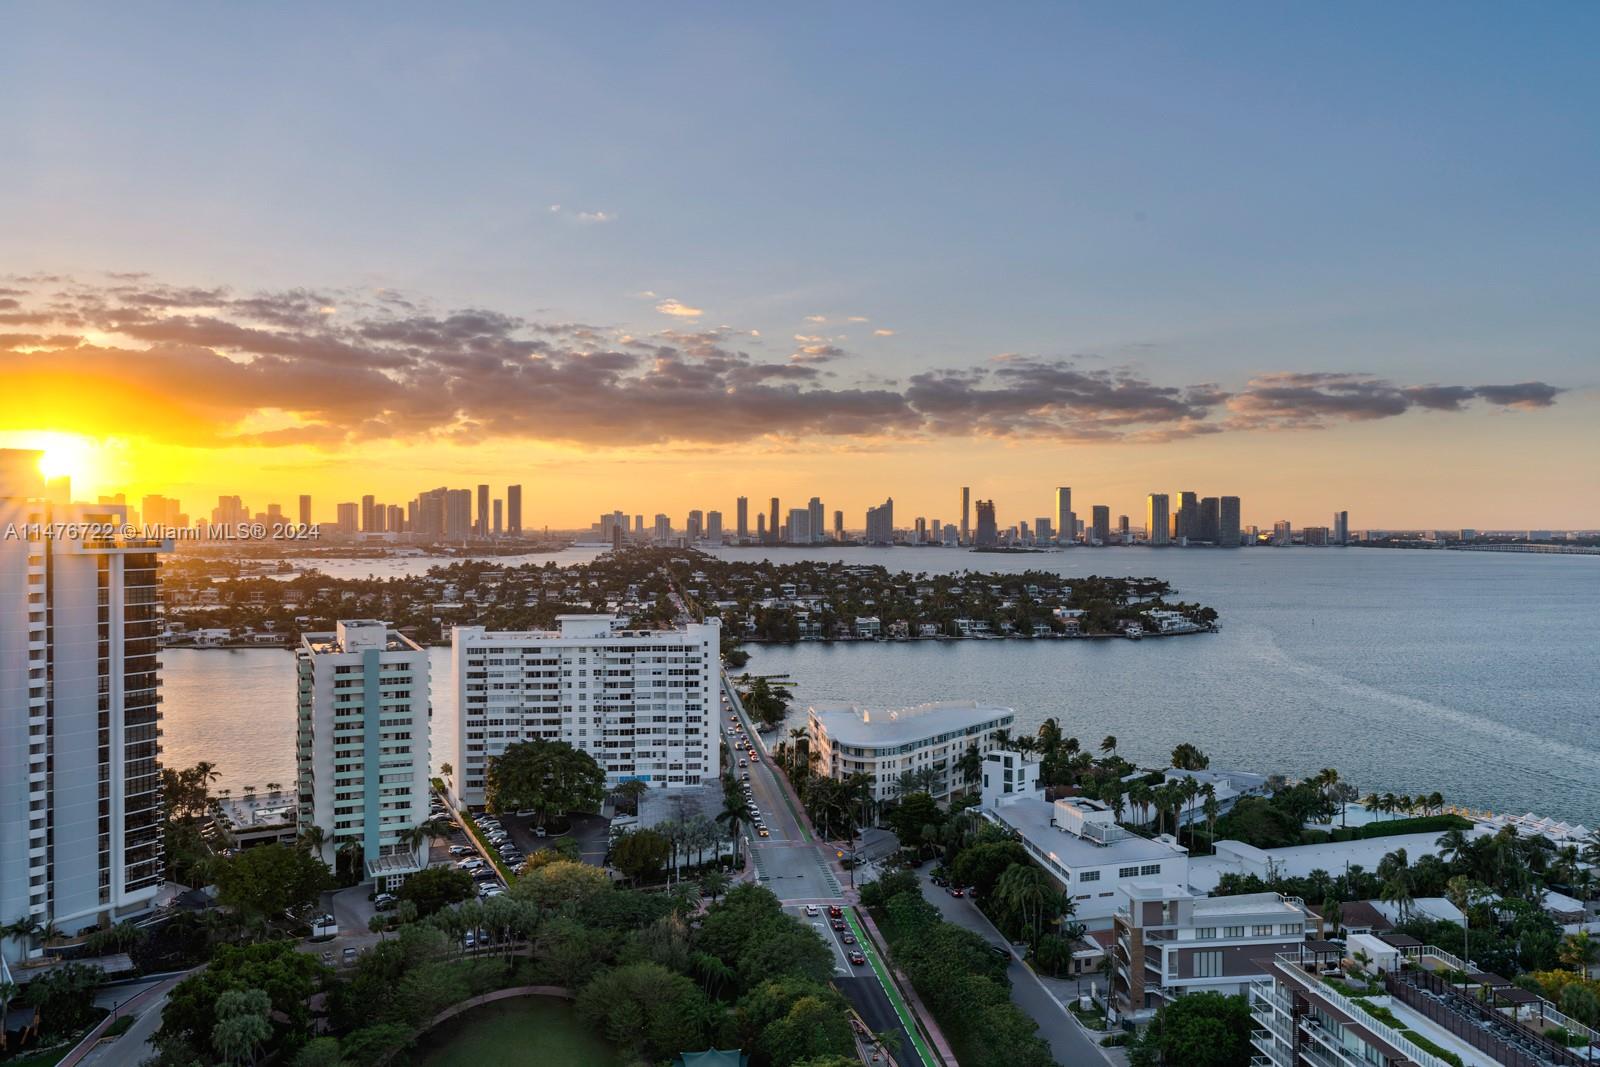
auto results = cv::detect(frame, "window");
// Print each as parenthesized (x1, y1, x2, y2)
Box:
(1280, 923, 1302, 936)
(1194, 927, 1216, 940)
(1194, 951, 1223, 978)
(1117, 866, 1140, 878)
(1079, 870, 1100, 883)
(1224, 926, 1245, 938)
(1252, 924, 1274, 937)
(1139, 863, 1162, 876)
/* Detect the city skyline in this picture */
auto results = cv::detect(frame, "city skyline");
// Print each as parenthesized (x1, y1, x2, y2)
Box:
(3, 5, 1598, 527)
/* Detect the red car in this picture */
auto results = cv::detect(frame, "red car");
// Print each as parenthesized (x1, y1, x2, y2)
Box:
(827, 905, 843, 918)
(948, 886, 965, 897)
(831, 918, 847, 931)
(849, 950, 867, 966)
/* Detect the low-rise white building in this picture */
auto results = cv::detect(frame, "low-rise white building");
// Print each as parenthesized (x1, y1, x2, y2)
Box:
(807, 701, 1014, 803)
(296, 620, 431, 887)
(453, 615, 719, 807)
(980, 751, 1189, 925)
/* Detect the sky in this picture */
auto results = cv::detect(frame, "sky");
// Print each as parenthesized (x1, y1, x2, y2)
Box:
(1, 2, 1596, 529)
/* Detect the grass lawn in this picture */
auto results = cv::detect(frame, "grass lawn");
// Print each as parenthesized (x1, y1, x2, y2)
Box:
(2, 1043, 75, 1067)
(411, 998, 620, 1066)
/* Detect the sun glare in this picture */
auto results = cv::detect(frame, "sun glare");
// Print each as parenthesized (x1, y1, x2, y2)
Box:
(29, 432, 99, 486)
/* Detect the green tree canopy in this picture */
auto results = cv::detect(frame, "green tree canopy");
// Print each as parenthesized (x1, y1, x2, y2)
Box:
(396, 865, 473, 918)
(214, 842, 332, 917)
(1129, 991, 1252, 1067)
(485, 739, 607, 823)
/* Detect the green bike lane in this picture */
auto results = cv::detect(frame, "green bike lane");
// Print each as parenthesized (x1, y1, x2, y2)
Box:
(844, 908, 939, 1067)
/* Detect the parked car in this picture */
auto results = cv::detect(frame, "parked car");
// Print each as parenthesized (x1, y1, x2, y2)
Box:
(449, 845, 473, 856)
(534, 826, 547, 837)
(947, 886, 965, 897)
(342, 947, 357, 962)
(373, 893, 396, 911)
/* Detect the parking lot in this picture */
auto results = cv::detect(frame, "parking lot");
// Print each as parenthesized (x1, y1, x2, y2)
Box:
(486, 810, 611, 868)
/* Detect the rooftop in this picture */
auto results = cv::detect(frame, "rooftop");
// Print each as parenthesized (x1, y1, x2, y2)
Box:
(1188, 829, 1472, 893)
(989, 794, 1186, 869)
(302, 621, 421, 655)
(808, 701, 1014, 747)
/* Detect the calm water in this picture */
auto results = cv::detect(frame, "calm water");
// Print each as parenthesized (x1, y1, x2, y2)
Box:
(160, 546, 1600, 822)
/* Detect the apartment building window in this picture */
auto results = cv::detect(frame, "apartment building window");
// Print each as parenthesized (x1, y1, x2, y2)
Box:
(1193, 951, 1222, 978)
(1078, 870, 1100, 882)
(1279, 923, 1302, 936)
(1194, 927, 1216, 940)
(1252, 924, 1274, 937)
(1117, 866, 1140, 878)
(1139, 863, 1162, 876)
(1224, 926, 1245, 938)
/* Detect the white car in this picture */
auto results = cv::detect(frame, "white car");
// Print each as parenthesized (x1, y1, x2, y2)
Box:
(805, 904, 820, 916)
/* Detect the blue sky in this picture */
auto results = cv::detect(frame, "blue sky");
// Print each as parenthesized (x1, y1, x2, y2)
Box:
(2, 3, 1596, 524)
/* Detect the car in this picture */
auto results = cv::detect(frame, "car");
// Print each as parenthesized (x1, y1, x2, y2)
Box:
(758, 828, 770, 837)
(462, 933, 477, 949)
(321, 950, 334, 964)
(739, 759, 747, 767)
(373, 893, 396, 911)
(831, 918, 847, 931)
(748, 754, 759, 764)
(342, 947, 358, 962)
(449, 845, 473, 856)
(457, 858, 485, 870)
(473, 869, 498, 882)
(849, 950, 867, 966)
(947, 886, 965, 897)
(534, 826, 547, 837)
(481, 886, 505, 898)
(827, 905, 843, 918)
(804, 904, 820, 916)
(501, 851, 524, 863)
(843, 933, 857, 945)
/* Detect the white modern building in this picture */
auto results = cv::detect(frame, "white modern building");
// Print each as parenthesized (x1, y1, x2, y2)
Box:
(296, 620, 431, 887)
(807, 701, 1015, 803)
(979, 750, 1189, 924)
(452, 615, 720, 806)
(2, 451, 173, 965)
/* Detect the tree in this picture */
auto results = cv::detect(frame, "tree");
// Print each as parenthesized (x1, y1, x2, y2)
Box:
(485, 739, 606, 826)
(1100, 735, 1118, 756)
(1130, 991, 1252, 1067)
(614, 778, 650, 815)
(214, 843, 331, 917)
(611, 829, 671, 885)
(951, 840, 1029, 900)
(512, 857, 612, 911)
(1170, 743, 1209, 771)
(575, 962, 710, 1061)
(885, 793, 944, 851)
(397, 865, 474, 918)
(156, 942, 326, 1064)
(212, 988, 271, 1066)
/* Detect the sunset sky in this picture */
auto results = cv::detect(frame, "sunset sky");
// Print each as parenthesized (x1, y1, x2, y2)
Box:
(3, 4, 1596, 528)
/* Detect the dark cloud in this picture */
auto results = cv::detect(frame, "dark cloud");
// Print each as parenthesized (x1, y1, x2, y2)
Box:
(0, 276, 1566, 449)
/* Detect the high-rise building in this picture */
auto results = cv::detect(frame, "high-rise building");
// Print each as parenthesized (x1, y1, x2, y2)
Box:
(336, 501, 359, 533)
(833, 510, 844, 541)
(476, 484, 490, 538)
(961, 487, 971, 544)
(788, 507, 811, 544)
(506, 484, 523, 535)
(1219, 496, 1241, 548)
(706, 510, 722, 543)
(687, 510, 704, 541)
(1146, 494, 1171, 545)
(1332, 510, 1349, 545)
(1092, 505, 1110, 545)
(974, 499, 998, 547)
(736, 496, 749, 542)
(1199, 497, 1220, 544)
(1118, 514, 1130, 542)
(1174, 491, 1198, 542)
(1053, 487, 1073, 546)
(298, 494, 312, 526)
(296, 620, 430, 888)
(652, 513, 671, 541)
(386, 504, 404, 533)
(415, 488, 447, 538)
(865, 498, 895, 545)
(807, 497, 824, 545)
(452, 616, 719, 804)
(1035, 517, 1054, 543)
(361, 494, 377, 532)
(768, 498, 780, 545)
(445, 489, 473, 540)
(756, 513, 766, 541)
(493, 499, 503, 535)
(1273, 520, 1293, 546)
(2, 453, 172, 965)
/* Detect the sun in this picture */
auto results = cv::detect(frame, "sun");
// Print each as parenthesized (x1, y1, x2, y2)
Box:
(28, 432, 100, 486)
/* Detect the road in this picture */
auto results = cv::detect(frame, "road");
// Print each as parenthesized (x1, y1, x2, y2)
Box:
(75, 985, 174, 1067)
(914, 867, 1114, 1066)
(720, 673, 925, 1066)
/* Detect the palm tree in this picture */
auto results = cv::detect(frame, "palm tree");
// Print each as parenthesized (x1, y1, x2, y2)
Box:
(1100, 735, 1118, 757)
(1446, 876, 1477, 974)
(717, 794, 753, 865)
(1380, 870, 1414, 923)
(1202, 784, 1220, 851)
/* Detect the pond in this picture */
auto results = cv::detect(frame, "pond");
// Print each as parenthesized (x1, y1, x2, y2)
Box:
(410, 997, 619, 1066)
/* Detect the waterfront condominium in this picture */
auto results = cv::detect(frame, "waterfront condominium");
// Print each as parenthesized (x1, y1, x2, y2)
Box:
(1146, 493, 1171, 545)
(807, 701, 1015, 804)
(296, 620, 431, 888)
(1, 450, 173, 966)
(452, 615, 720, 807)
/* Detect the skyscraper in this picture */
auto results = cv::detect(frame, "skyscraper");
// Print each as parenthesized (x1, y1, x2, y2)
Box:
(476, 484, 490, 538)
(769, 497, 780, 545)
(1175, 491, 1198, 542)
(1146, 494, 1171, 545)
(787, 507, 811, 544)
(336, 501, 359, 533)
(2, 453, 171, 965)
(706, 510, 722, 544)
(1054, 487, 1073, 546)
(1118, 514, 1130, 542)
(493, 499, 503, 535)
(833, 510, 844, 541)
(297, 621, 430, 888)
(445, 489, 472, 540)
(506, 484, 523, 535)
(298, 494, 312, 526)
(865, 498, 895, 545)
(1092, 505, 1110, 545)
(974, 499, 998, 547)
(756, 513, 766, 541)
(736, 496, 749, 542)
(961, 487, 971, 544)
(687, 509, 704, 541)
(386, 504, 404, 533)
(1219, 496, 1241, 548)
(361, 493, 376, 532)
(807, 497, 825, 545)
(1333, 510, 1349, 545)
(1199, 497, 1220, 544)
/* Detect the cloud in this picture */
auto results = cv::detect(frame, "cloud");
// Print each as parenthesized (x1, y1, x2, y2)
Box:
(873, 328, 896, 337)
(846, 316, 869, 323)
(804, 314, 827, 323)
(0, 274, 1566, 452)
(655, 299, 704, 318)
(549, 205, 616, 223)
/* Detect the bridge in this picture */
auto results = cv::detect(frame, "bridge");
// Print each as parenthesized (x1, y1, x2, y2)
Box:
(1446, 543, 1600, 555)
